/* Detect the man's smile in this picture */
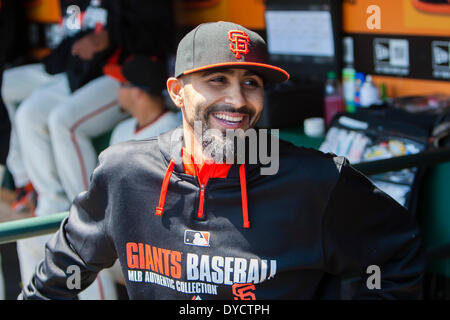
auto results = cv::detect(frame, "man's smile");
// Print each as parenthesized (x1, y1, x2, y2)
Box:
(210, 111, 249, 129)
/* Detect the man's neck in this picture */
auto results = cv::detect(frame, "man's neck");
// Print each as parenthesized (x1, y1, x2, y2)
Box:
(135, 99, 165, 130)
(182, 120, 205, 166)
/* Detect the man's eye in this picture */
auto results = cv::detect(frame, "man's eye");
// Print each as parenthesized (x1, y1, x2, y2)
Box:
(209, 76, 227, 83)
(244, 79, 262, 88)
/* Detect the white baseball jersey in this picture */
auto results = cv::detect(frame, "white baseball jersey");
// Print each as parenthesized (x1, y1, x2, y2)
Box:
(110, 111, 181, 146)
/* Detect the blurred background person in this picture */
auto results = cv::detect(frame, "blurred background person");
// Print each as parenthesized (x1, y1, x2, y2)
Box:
(100, 55, 182, 290)
(8, 0, 175, 300)
(6, 0, 119, 300)
(105, 55, 181, 146)
(48, 0, 175, 207)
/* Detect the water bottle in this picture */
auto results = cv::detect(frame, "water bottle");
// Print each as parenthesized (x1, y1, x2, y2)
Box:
(360, 75, 380, 108)
(324, 71, 345, 126)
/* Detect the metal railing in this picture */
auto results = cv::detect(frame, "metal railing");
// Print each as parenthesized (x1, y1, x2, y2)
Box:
(1, 146, 450, 258)
(352, 145, 450, 176)
(0, 212, 68, 244)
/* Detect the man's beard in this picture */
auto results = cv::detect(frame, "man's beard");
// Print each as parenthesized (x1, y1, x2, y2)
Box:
(186, 102, 257, 164)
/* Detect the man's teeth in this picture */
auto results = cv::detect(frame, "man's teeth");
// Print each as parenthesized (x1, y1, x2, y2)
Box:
(214, 113, 244, 122)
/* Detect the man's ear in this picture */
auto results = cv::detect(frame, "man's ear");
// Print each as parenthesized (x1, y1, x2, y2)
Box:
(166, 77, 184, 109)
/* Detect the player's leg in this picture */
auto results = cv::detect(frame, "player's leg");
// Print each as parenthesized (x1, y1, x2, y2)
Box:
(78, 269, 119, 300)
(2, 63, 54, 106)
(48, 75, 127, 300)
(48, 75, 128, 201)
(15, 73, 72, 217)
(14, 74, 72, 291)
(2, 64, 57, 211)
(4, 106, 29, 190)
(16, 235, 52, 290)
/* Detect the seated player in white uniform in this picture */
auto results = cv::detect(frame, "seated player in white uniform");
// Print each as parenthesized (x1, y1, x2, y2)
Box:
(105, 55, 181, 146)
(103, 55, 182, 289)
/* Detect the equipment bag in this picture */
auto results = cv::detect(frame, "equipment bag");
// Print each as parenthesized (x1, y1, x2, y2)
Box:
(320, 106, 440, 216)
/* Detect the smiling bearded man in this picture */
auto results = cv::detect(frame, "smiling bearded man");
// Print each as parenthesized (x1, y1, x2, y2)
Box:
(170, 68, 262, 164)
(167, 22, 283, 165)
(20, 21, 425, 301)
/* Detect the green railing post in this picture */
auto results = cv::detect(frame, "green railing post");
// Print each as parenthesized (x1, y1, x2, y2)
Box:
(0, 212, 69, 245)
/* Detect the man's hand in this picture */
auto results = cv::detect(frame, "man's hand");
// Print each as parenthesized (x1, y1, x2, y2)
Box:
(71, 29, 109, 60)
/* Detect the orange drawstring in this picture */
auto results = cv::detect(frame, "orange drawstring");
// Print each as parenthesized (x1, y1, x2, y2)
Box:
(155, 159, 175, 216)
(239, 164, 250, 229)
(193, 160, 209, 219)
(155, 159, 250, 229)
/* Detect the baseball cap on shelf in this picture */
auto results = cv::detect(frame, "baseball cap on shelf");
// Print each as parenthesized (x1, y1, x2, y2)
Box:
(174, 21, 289, 84)
(104, 55, 167, 96)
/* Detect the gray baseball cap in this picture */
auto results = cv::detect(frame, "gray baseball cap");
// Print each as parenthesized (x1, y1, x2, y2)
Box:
(174, 21, 289, 84)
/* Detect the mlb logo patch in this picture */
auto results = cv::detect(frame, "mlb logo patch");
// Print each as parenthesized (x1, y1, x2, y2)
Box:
(184, 230, 210, 247)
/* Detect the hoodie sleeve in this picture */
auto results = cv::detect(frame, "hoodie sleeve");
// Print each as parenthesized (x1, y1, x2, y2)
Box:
(322, 156, 426, 299)
(20, 152, 117, 300)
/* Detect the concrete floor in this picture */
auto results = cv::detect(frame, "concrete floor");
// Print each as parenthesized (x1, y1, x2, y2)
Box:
(0, 188, 32, 223)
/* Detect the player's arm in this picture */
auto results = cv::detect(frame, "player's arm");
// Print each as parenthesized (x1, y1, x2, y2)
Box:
(69, 0, 111, 60)
(321, 157, 426, 299)
(20, 151, 117, 300)
(71, 29, 110, 60)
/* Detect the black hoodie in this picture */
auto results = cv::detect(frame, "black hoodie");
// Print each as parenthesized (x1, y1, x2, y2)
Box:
(21, 128, 426, 300)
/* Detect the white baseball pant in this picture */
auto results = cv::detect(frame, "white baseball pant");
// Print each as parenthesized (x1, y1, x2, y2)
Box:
(15, 74, 127, 216)
(1, 63, 56, 188)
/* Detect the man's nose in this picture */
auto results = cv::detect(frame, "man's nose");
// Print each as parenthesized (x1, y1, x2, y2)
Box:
(224, 82, 247, 110)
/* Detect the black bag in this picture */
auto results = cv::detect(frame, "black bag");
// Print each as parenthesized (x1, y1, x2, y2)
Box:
(320, 105, 440, 216)
(431, 113, 450, 148)
(321, 104, 450, 299)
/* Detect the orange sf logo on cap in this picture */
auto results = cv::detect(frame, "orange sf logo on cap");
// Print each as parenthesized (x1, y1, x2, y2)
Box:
(228, 30, 250, 59)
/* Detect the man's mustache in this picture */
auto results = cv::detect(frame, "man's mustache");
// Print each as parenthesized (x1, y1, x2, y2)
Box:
(204, 104, 255, 122)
